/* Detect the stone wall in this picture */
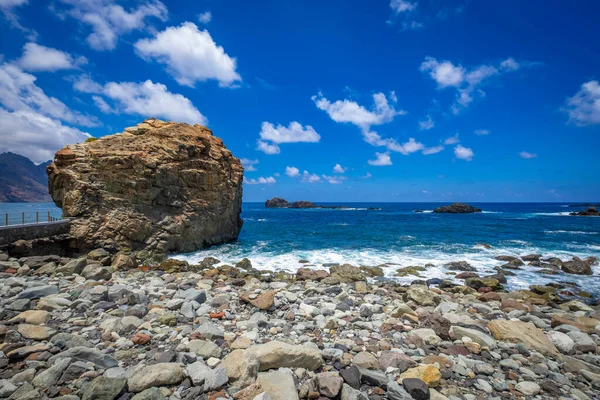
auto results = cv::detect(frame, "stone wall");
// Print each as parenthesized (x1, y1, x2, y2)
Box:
(0, 220, 70, 246)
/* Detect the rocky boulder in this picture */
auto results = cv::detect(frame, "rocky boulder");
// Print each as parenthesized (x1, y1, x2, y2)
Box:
(265, 197, 290, 208)
(433, 203, 482, 213)
(47, 119, 243, 255)
(570, 207, 599, 216)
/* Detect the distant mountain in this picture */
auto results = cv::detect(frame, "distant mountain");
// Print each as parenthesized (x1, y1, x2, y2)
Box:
(0, 152, 52, 202)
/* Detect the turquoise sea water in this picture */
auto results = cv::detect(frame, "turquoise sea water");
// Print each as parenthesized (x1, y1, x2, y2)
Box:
(3, 202, 600, 295)
(176, 202, 600, 296)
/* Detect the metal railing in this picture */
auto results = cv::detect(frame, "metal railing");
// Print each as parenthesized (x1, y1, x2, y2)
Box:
(1, 211, 65, 227)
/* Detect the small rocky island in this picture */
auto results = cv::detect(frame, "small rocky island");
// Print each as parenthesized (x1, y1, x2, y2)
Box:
(265, 198, 380, 210)
(570, 207, 600, 217)
(433, 203, 483, 214)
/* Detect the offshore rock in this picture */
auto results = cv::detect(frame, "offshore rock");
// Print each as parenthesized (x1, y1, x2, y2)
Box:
(47, 119, 243, 254)
(265, 197, 290, 208)
(433, 203, 482, 213)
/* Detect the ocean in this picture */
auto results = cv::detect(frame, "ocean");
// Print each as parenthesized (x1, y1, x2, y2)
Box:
(176, 202, 600, 296)
(3, 202, 599, 295)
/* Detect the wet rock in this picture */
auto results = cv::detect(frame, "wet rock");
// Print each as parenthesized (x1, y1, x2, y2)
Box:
(402, 378, 430, 400)
(18, 285, 58, 299)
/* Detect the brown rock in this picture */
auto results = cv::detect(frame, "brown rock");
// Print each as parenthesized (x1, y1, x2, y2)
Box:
(296, 268, 329, 281)
(500, 299, 531, 313)
(478, 292, 501, 302)
(240, 290, 276, 310)
(132, 333, 151, 345)
(551, 314, 599, 333)
(47, 118, 243, 254)
(487, 319, 559, 357)
(422, 355, 454, 372)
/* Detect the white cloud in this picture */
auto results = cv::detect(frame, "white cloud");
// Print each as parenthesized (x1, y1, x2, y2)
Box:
(0, 63, 98, 127)
(301, 170, 321, 183)
(92, 95, 116, 113)
(240, 158, 258, 171)
(259, 121, 320, 143)
(421, 56, 526, 113)
(368, 152, 392, 166)
(17, 42, 86, 72)
(444, 133, 460, 145)
(197, 11, 211, 24)
(73, 76, 207, 125)
(519, 151, 537, 159)
(387, 137, 424, 155)
(454, 145, 474, 161)
(420, 57, 465, 88)
(135, 22, 241, 88)
(474, 129, 489, 135)
(563, 80, 600, 126)
(285, 166, 300, 177)
(313, 91, 404, 129)
(55, 0, 168, 51)
(390, 0, 416, 13)
(422, 145, 444, 155)
(0, 63, 91, 163)
(257, 121, 320, 154)
(419, 115, 434, 130)
(322, 174, 346, 184)
(0, 108, 90, 163)
(244, 176, 276, 185)
(361, 172, 373, 179)
(333, 163, 346, 173)
(0, 0, 31, 32)
(256, 140, 280, 155)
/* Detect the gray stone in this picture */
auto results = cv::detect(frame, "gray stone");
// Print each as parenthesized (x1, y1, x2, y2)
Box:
(203, 366, 228, 392)
(451, 326, 496, 349)
(18, 285, 58, 299)
(246, 341, 323, 371)
(0, 380, 17, 398)
(61, 361, 93, 381)
(131, 387, 166, 400)
(317, 372, 343, 397)
(567, 331, 597, 353)
(50, 333, 92, 349)
(341, 384, 369, 400)
(81, 265, 113, 281)
(547, 331, 575, 354)
(256, 369, 299, 400)
(188, 340, 222, 359)
(515, 381, 540, 396)
(194, 322, 224, 340)
(82, 377, 127, 400)
(127, 363, 183, 392)
(358, 367, 388, 388)
(32, 358, 71, 388)
(387, 381, 413, 400)
(49, 347, 117, 368)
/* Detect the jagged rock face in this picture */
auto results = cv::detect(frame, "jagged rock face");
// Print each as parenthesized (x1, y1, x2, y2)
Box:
(265, 198, 290, 208)
(433, 203, 482, 214)
(47, 119, 243, 255)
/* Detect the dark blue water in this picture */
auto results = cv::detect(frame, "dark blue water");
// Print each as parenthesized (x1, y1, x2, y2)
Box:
(177, 203, 600, 294)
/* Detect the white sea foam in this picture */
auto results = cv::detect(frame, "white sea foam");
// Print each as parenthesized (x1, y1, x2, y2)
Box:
(174, 242, 600, 292)
(545, 230, 598, 235)
(532, 212, 571, 216)
(258, 219, 268, 222)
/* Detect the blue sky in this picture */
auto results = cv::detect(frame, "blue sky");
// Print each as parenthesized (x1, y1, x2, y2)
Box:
(0, 0, 599, 202)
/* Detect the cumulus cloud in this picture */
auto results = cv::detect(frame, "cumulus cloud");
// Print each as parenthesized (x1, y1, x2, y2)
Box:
(54, 0, 168, 51)
(257, 121, 320, 154)
(313, 91, 404, 129)
(244, 176, 276, 185)
(322, 174, 346, 184)
(563, 80, 600, 126)
(420, 56, 528, 113)
(135, 22, 241, 88)
(0, 63, 92, 163)
(368, 152, 393, 166)
(361, 172, 373, 179)
(519, 151, 538, 159)
(387, 137, 424, 155)
(390, 0, 416, 13)
(454, 145, 474, 161)
(419, 115, 434, 130)
(333, 163, 346, 173)
(18, 42, 86, 72)
(285, 166, 300, 177)
(474, 129, 489, 135)
(301, 170, 321, 183)
(240, 158, 258, 171)
(1, 64, 98, 127)
(73, 76, 207, 125)
(313, 91, 407, 151)
(197, 11, 211, 24)
(444, 133, 460, 145)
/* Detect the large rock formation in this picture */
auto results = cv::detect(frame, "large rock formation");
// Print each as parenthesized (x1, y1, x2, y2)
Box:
(570, 207, 599, 216)
(47, 119, 243, 256)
